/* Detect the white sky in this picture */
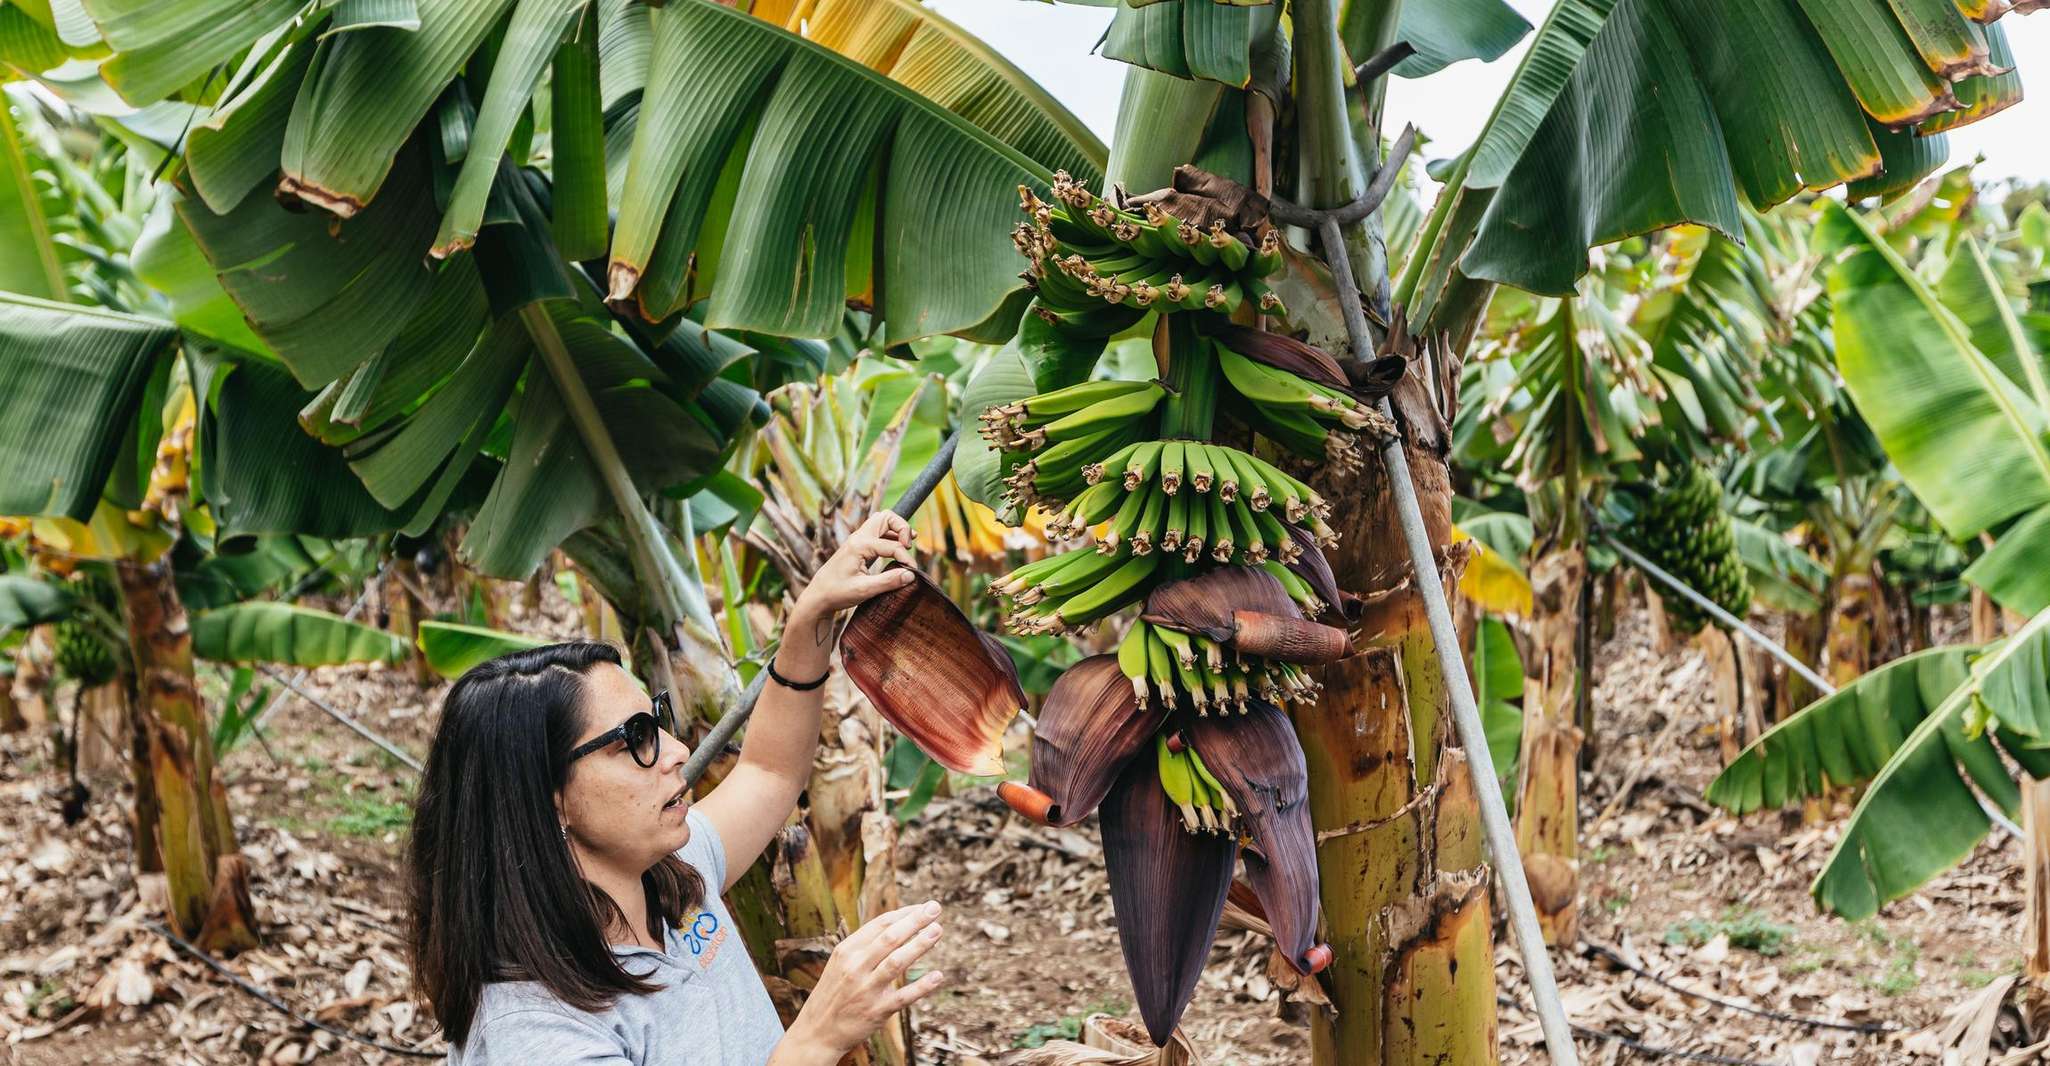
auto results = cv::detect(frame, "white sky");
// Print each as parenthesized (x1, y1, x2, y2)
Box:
(929, 0, 2050, 187)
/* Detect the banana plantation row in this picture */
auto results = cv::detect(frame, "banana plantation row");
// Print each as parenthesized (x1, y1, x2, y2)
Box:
(1, 0, 2048, 1062)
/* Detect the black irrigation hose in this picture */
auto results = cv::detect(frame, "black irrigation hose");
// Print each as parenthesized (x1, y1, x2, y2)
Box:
(143, 920, 442, 1060)
(1498, 995, 1774, 1066)
(1584, 944, 1901, 1035)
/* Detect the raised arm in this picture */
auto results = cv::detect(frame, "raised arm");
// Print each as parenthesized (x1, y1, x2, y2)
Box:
(696, 511, 917, 889)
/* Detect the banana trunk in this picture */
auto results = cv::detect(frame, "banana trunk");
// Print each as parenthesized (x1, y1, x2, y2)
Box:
(1514, 547, 1583, 946)
(117, 559, 259, 953)
(1296, 378, 1498, 1064)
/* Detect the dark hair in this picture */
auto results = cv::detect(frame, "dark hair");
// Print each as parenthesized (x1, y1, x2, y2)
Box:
(406, 641, 703, 1044)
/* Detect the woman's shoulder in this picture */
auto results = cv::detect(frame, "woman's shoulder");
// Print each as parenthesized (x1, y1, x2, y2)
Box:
(457, 983, 629, 1063)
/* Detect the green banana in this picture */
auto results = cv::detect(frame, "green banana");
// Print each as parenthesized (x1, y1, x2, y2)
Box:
(1183, 442, 1216, 494)
(1207, 492, 1234, 562)
(1123, 439, 1165, 491)
(1034, 546, 1134, 599)
(1146, 627, 1177, 704)
(1158, 440, 1187, 495)
(1251, 506, 1294, 563)
(1103, 480, 1150, 553)
(1162, 490, 1189, 553)
(1248, 229, 1283, 276)
(1181, 493, 1209, 563)
(1232, 500, 1268, 563)
(1156, 736, 1203, 832)
(1130, 485, 1168, 555)
(1085, 440, 1147, 486)
(1206, 444, 1240, 502)
(1153, 625, 1196, 669)
(1118, 621, 1152, 707)
(1220, 446, 1272, 512)
(1024, 384, 1166, 449)
(1207, 223, 1250, 272)
(1049, 480, 1125, 539)
(1053, 551, 1162, 629)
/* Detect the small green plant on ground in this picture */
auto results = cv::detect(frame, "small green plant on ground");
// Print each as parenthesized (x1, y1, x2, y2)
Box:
(1013, 998, 1131, 1048)
(1662, 907, 1796, 956)
(326, 790, 414, 837)
(1847, 920, 1921, 996)
(1603, 891, 1631, 914)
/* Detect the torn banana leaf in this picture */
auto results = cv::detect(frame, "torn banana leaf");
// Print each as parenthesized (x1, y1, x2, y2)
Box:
(1141, 565, 1348, 663)
(1005, 654, 1169, 827)
(1184, 700, 1323, 975)
(1099, 752, 1237, 1046)
(841, 566, 1025, 776)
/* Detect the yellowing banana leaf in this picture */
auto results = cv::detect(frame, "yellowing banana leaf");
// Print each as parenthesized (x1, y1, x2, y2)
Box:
(1708, 609, 2050, 919)
(1827, 204, 2050, 615)
(0, 292, 175, 521)
(27, 502, 174, 562)
(1452, 524, 1531, 616)
(607, 0, 1051, 344)
(747, 0, 1105, 186)
(191, 601, 411, 666)
(0, 97, 65, 300)
(417, 620, 546, 680)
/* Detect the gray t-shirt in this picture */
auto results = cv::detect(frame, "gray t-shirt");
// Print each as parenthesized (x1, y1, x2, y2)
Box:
(450, 809, 786, 1065)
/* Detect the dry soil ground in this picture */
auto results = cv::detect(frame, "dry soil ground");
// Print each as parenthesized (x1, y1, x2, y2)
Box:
(3, 592, 2045, 1064)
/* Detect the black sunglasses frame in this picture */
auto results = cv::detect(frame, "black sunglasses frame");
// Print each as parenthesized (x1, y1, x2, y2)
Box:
(567, 691, 678, 767)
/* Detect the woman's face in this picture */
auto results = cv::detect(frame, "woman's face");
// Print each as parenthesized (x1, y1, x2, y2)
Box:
(556, 663, 693, 870)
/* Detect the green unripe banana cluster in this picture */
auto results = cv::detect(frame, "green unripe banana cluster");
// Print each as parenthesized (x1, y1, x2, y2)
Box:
(1118, 617, 1323, 718)
(1626, 464, 1753, 635)
(52, 571, 120, 687)
(1156, 733, 1239, 834)
(1014, 174, 1285, 335)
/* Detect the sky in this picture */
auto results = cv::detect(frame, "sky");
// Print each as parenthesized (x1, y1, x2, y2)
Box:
(927, 0, 2050, 189)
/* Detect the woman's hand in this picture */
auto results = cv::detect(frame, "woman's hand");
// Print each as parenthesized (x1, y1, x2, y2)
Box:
(792, 510, 919, 624)
(780, 901, 947, 1060)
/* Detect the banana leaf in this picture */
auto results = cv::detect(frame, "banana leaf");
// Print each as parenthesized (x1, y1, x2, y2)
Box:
(1474, 615, 1523, 795)
(1376, 0, 1530, 79)
(1827, 205, 2050, 614)
(1446, 0, 2012, 302)
(0, 97, 65, 300)
(0, 292, 175, 521)
(606, 0, 1050, 344)
(0, 574, 75, 631)
(1101, 0, 1269, 86)
(417, 619, 546, 680)
(191, 601, 411, 666)
(1707, 609, 2050, 919)
(1732, 518, 1827, 616)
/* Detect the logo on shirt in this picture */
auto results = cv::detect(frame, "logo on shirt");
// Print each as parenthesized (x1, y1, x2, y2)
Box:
(680, 907, 725, 970)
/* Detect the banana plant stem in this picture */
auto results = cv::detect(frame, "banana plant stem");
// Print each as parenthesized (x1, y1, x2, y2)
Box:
(680, 431, 961, 790)
(1315, 210, 1581, 1065)
(518, 302, 696, 635)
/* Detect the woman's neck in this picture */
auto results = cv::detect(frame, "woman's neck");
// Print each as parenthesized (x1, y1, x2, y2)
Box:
(578, 850, 663, 950)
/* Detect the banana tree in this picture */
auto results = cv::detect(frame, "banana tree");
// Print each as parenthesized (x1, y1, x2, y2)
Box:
(1708, 190, 2050, 1008)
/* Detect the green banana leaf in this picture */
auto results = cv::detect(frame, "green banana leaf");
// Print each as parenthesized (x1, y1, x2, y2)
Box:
(1708, 609, 2050, 919)
(1377, 0, 1530, 79)
(1444, 0, 2018, 303)
(0, 574, 75, 630)
(1475, 614, 1524, 797)
(1731, 518, 1827, 616)
(0, 96, 65, 300)
(0, 292, 175, 521)
(606, 0, 1050, 343)
(1826, 204, 2050, 615)
(1102, 0, 1268, 86)
(191, 601, 411, 666)
(417, 619, 546, 680)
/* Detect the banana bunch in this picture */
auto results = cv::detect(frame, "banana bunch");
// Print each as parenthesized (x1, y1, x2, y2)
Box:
(1118, 619, 1322, 715)
(992, 547, 1163, 635)
(1013, 173, 1285, 332)
(1212, 334, 1386, 471)
(1156, 733, 1238, 834)
(983, 380, 1165, 511)
(53, 571, 120, 688)
(1627, 463, 1753, 635)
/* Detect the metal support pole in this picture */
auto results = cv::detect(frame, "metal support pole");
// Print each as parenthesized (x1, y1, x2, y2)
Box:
(1314, 214, 1581, 1064)
(259, 667, 424, 773)
(1604, 536, 1834, 695)
(681, 432, 961, 789)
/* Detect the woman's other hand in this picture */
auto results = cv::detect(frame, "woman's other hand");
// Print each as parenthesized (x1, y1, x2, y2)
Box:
(782, 901, 947, 1059)
(792, 510, 918, 623)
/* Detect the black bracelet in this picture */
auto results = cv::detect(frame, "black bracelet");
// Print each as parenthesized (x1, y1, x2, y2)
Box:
(767, 658, 831, 691)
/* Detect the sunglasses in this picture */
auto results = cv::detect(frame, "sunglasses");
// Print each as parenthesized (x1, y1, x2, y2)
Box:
(568, 690, 678, 768)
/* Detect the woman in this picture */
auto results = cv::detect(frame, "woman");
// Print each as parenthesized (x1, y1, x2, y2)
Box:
(408, 512, 947, 1065)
